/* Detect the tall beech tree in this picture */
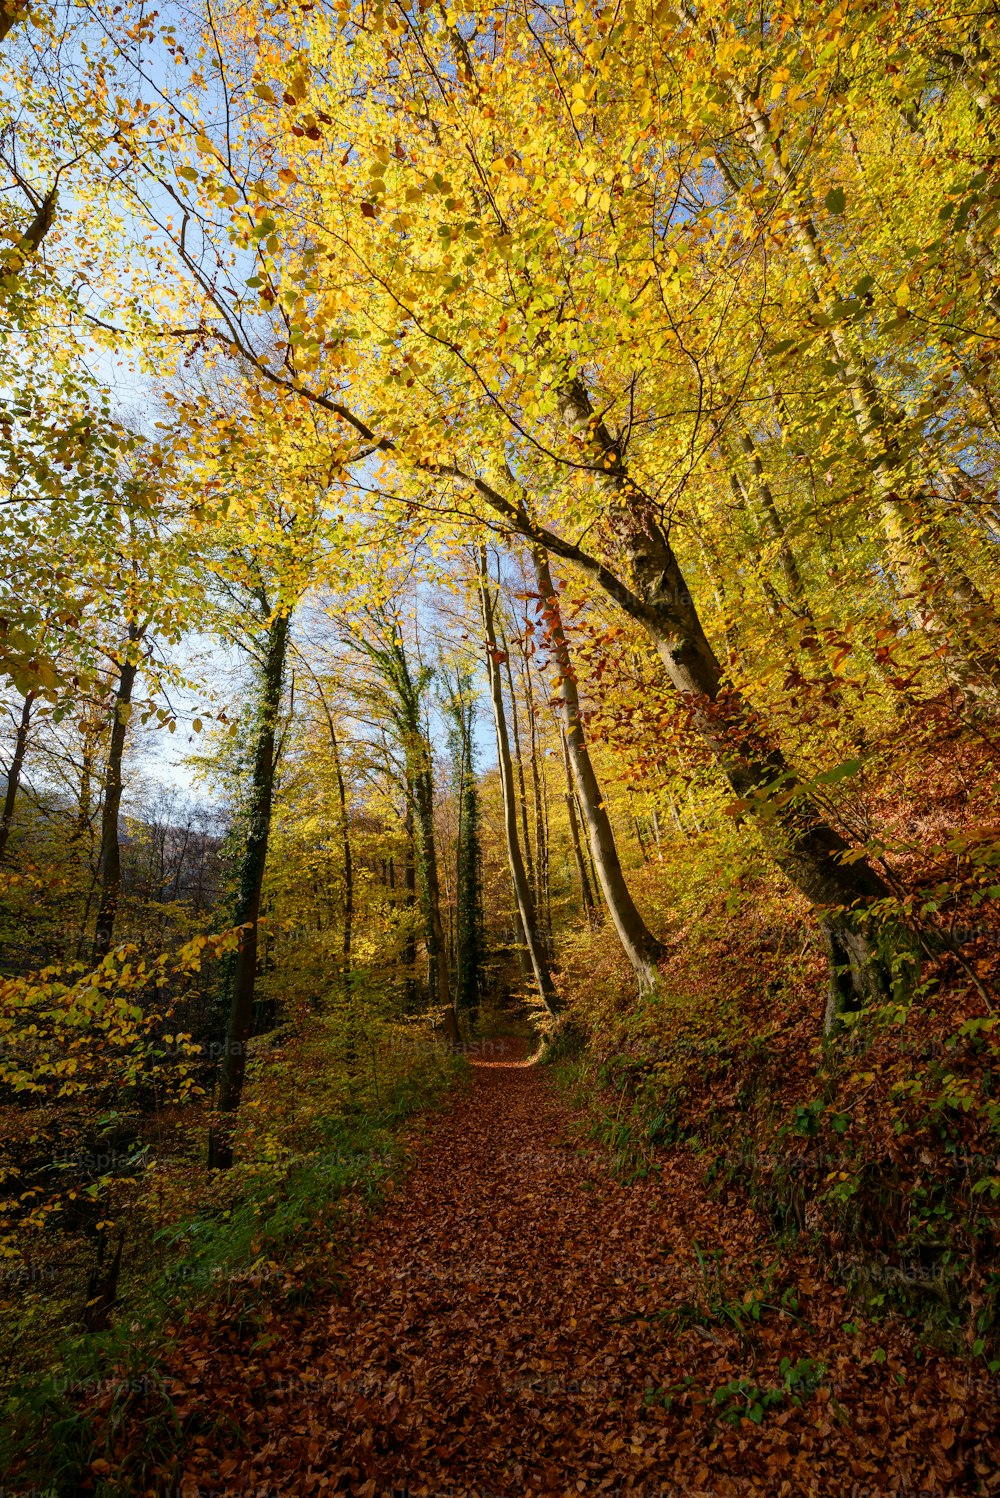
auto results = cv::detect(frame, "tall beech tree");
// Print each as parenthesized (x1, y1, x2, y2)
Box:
(548, 381, 896, 1024)
(478, 549, 559, 1017)
(91, 617, 145, 961)
(346, 607, 460, 1044)
(312, 675, 354, 1013)
(0, 687, 36, 863)
(208, 595, 289, 1169)
(442, 668, 485, 1020)
(178, 379, 351, 1166)
(531, 544, 663, 992)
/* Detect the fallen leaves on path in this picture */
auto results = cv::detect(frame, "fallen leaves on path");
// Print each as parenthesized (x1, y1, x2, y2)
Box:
(89, 1039, 999, 1496)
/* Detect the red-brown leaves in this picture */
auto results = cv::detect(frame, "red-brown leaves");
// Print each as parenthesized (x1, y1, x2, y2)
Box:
(80, 1038, 999, 1495)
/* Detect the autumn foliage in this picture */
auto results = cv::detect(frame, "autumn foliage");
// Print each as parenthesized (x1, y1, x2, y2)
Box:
(1, 0, 1000, 1490)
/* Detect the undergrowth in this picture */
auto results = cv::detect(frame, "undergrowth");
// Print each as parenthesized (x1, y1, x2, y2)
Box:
(645, 1353, 831, 1427)
(549, 764, 1000, 1381)
(2, 1043, 466, 1494)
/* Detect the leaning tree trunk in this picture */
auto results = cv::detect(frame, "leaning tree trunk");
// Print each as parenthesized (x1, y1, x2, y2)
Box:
(208, 610, 289, 1169)
(92, 623, 142, 962)
(556, 378, 905, 1031)
(478, 550, 560, 1016)
(531, 545, 664, 992)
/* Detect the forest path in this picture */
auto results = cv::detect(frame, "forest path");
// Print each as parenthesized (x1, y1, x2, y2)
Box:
(144, 1038, 996, 1497)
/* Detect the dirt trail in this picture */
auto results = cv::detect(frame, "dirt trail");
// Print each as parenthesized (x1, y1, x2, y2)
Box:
(132, 1039, 998, 1497)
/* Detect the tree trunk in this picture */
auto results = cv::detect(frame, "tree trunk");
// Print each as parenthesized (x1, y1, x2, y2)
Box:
(560, 728, 598, 924)
(316, 685, 355, 1067)
(0, 688, 35, 864)
(0, 2, 30, 46)
(718, 435, 839, 690)
(313, 682, 353, 1002)
(538, 735, 553, 941)
(697, 530, 741, 672)
(524, 652, 552, 945)
(412, 758, 460, 1043)
(209, 610, 289, 1169)
(92, 624, 142, 962)
(402, 792, 419, 1009)
(556, 378, 902, 1026)
(478, 549, 559, 1014)
(532, 545, 664, 991)
(650, 806, 664, 862)
(82, 1226, 125, 1334)
(708, 367, 812, 620)
(632, 803, 651, 865)
(511, 899, 532, 980)
(348, 612, 460, 1043)
(724, 78, 998, 683)
(500, 617, 537, 903)
(457, 777, 483, 1015)
(448, 686, 483, 1017)
(332, 727, 353, 1001)
(894, 74, 1000, 321)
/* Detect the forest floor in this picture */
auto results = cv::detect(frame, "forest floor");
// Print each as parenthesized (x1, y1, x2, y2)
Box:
(85, 1037, 1000, 1497)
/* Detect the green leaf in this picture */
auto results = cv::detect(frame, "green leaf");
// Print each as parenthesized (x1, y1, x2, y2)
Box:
(825, 186, 846, 214)
(814, 757, 863, 786)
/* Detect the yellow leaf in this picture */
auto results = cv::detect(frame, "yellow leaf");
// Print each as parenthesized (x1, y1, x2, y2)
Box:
(895, 281, 911, 306)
